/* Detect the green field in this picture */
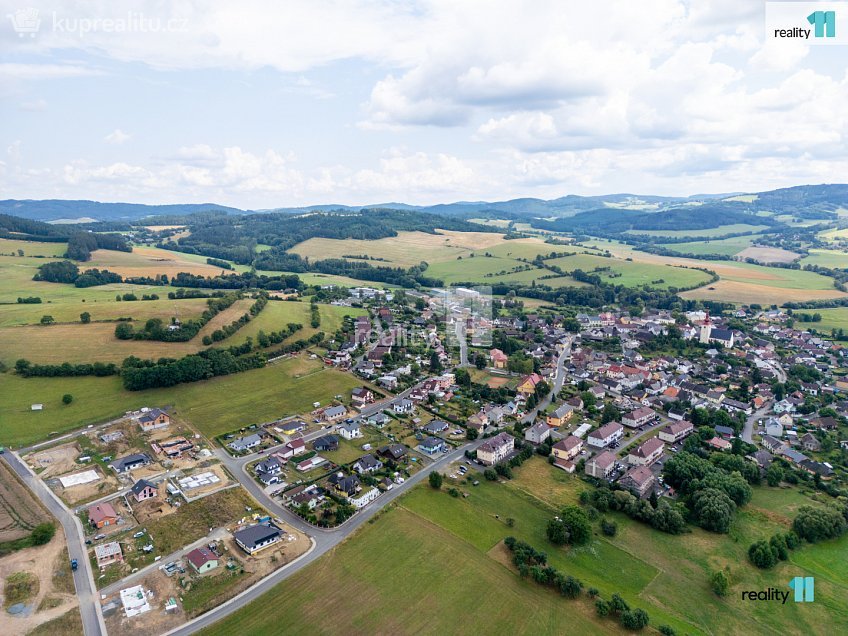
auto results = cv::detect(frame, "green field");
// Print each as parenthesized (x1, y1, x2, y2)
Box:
(202, 505, 617, 636)
(545, 253, 712, 289)
(0, 301, 361, 365)
(659, 235, 756, 257)
(425, 255, 585, 288)
(800, 249, 848, 269)
(0, 355, 363, 446)
(626, 224, 769, 238)
(203, 457, 848, 636)
(795, 308, 848, 335)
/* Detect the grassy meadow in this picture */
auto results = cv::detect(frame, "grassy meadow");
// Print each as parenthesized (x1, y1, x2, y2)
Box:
(0, 355, 363, 447)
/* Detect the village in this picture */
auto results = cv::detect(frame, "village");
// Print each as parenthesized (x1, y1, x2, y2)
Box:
(8, 285, 848, 632)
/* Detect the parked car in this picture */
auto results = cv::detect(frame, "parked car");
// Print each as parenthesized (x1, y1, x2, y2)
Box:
(93, 534, 106, 540)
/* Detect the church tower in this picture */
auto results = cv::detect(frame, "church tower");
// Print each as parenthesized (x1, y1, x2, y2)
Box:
(699, 312, 712, 344)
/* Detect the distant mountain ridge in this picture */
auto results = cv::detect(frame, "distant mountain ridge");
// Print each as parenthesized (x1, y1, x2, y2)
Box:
(2, 184, 846, 222)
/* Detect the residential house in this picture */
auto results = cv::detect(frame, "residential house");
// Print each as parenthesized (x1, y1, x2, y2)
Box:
(130, 479, 157, 503)
(622, 406, 656, 428)
(761, 435, 786, 453)
(552, 436, 583, 472)
(477, 432, 515, 466)
(393, 399, 415, 415)
(658, 420, 693, 444)
(524, 421, 551, 445)
(278, 420, 307, 436)
(588, 422, 624, 448)
(368, 413, 390, 428)
(619, 466, 656, 498)
(109, 453, 151, 473)
(321, 405, 348, 423)
(585, 450, 616, 479)
(800, 433, 822, 452)
(353, 454, 383, 474)
(329, 472, 361, 497)
(234, 524, 282, 554)
(808, 416, 838, 430)
(138, 408, 170, 432)
(420, 436, 447, 455)
(423, 420, 450, 435)
(295, 456, 327, 472)
(378, 444, 407, 461)
(490, 348, 508, 369)
(708, 437, 732, 451)
(186, 547, 219, 574)
(228, 434, 262, 453)
(94, 542, 123, 569)
(546, 404, 574, 427)
(88, 503, 118, 529)
(338, 421, 362, 440)
(255, 457, 284, 477)
(277, 438, 306, 459)
(714, 425, 735, 439)
(517, 373, 544, 396)
(351, 387, 375, 408)
(313, 435, 339, 452)
(628, 437, 664, 466)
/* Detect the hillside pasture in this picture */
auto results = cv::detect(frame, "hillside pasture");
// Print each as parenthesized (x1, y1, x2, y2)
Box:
(800, 249, 848, 269)
(626, 223, 769, 238)
(659, 235, 756, 256)
(545, 253, 712, 289)
(0, 355, 363, 446)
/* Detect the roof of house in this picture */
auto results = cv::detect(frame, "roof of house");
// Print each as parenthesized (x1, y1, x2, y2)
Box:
(324, 405, 347, 417)
(591, 422, 623, 439)
(625, 406, 655, 420)
(589, 450, 616, 469)
(186, 547, 218, 569)
(355, 454, 382, 470)
(88, 503, 117, 523)
(313, 434, 339, 447)
(631, 437, 664, 458)
(110, 453, 150, 471)
(621, 465, 655, 487)
(479, 432, 514, 453)
(664, 420, 694, 435)
(94, 541, 122, 559)
(553, 435, 582, 452)
(551, 404, 574, 419)
(139, 408, 167, 423)
(421, 436, 445, 449)
(234, 524, 281, 549)
(130, 479, 156, 496)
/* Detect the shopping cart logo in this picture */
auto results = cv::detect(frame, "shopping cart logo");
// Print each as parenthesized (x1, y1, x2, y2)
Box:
(7, 7, 41, 37)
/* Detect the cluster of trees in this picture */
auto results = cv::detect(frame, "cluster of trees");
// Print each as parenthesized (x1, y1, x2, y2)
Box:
(66, 231, 130, 261)
(15, 359, 118, 378)
(16, 296, 41, 304)
(748, 532, 799, 569)
(256, 323, 303, 348)
(206, 257, 233, 270)
(594, 592, 651, 631)
(201, 294, 268, 345)
(120, 347, 266, 391)
(581, 487, 687, 535)
(115, 293, 240, 342)
(546, 505, 592, 546)
(33, 260, 124, 287)
(662, 451, 753, 533)
(792, 505, 847, 543)
(310, 300, 321, 329)
(262, 330, 325, 359)
(503, 537, 584, 599)
(170, 271, 304, 291)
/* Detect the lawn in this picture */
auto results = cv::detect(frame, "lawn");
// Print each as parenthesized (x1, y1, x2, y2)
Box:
(201, 506, 617, 636)
(0, 355, 364, 446)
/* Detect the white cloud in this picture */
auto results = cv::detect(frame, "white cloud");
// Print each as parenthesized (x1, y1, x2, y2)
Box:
(104, 129, 131, 144)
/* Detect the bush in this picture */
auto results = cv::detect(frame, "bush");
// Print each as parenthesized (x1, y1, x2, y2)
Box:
(484, 468, 497, 481)
(601, 518, 617, 537)
(428, 471, 443, 490)
(595, 599, 610, 617)
(621, 608, 650, 630)
(659, 625, 677, 636)
(62, 394, 73, 405)
(710, 570, 729, 597)
(792, 505, 847, 543)
(31, 522, 56, 546)
(748, 540, 778, 569)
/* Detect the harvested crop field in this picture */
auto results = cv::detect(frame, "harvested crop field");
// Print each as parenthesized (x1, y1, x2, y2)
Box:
(679, 279, 846, 304)
(734, 246, 800, 264)
(289, 230, 544, 267)
(0, 461, 50, 545)
(86, 246, 225, 278)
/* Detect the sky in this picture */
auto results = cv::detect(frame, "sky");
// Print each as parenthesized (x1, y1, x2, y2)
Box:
(1, 0, 847, 209)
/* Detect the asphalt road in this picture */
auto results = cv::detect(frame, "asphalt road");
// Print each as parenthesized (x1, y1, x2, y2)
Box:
(2, 452, 106, 636)
(521, 336, 572, 423)
(454, 320, 469, 367)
